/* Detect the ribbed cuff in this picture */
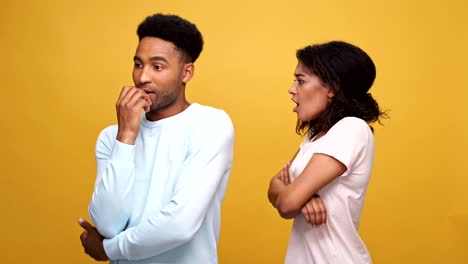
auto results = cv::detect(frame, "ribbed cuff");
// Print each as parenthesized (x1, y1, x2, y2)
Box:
(111, 140, 136, 162)
(103, 233, 125, 260)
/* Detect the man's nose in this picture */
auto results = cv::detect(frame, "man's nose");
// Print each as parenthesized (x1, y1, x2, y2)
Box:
(136, 66, 151, 86)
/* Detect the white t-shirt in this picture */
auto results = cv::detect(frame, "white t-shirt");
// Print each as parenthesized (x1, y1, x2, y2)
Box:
(285, 117, 375, 264)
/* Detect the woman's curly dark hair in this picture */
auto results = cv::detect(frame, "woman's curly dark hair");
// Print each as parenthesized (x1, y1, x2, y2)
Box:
(296, 41, 387, 139)
(137, 13, 204, 63)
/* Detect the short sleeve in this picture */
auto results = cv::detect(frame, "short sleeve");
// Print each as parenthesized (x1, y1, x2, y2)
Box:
(314, 117, 372, 170)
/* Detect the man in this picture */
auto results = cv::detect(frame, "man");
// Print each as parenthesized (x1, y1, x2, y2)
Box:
(78, 13, 234, 263)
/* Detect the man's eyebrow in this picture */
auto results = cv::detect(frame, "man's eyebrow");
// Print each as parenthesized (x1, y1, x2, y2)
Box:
(149, 56, 169, 63)
(133, 55, 168, 63)
(294, 73, 305, 77)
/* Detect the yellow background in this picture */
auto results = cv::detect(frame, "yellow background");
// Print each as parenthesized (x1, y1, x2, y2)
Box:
(1, 0, 467, 263)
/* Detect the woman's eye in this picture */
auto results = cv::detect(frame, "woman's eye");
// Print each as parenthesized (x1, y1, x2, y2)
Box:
(295, 79, 304, 85)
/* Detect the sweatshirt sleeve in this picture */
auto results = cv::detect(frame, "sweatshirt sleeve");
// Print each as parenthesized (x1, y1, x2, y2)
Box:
(88, 126, 136, 238)
(103, 112, 234, 260)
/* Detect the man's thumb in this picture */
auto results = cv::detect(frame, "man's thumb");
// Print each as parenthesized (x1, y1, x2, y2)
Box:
(78, 217, 94, 230)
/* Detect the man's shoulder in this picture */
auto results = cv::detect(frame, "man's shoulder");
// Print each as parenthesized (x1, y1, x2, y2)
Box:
(187, 104, 234, 140)
(96, 124, 118, 145)
(99, 124, 118, 137)
(190, 103, 232, 125)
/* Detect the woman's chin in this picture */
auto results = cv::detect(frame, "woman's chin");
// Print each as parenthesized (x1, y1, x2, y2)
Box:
(297, 114, 314, 122)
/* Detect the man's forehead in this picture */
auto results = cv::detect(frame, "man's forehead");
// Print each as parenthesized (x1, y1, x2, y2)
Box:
(135, 37, 179, 57)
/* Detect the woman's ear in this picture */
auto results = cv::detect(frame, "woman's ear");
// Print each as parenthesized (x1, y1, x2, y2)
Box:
(327, 88, 335, 100)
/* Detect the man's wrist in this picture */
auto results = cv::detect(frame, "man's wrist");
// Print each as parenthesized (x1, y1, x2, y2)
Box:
(99, 240, 110, 261)
(117, 132, 137, 145)
(103, 235, 126, 260)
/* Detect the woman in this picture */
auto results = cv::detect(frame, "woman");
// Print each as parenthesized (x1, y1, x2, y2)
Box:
(268, 41, 386, 263)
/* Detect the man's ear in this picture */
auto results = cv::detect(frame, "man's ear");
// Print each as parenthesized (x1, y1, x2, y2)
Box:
(182, 63, 194, 84)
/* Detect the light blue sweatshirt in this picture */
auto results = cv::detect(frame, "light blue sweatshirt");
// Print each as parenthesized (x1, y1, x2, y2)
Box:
(88, 103, 234, 263)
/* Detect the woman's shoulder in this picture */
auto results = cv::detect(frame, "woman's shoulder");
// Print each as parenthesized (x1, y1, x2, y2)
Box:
(335, 116, 367, 126)
(324, 117, 373, 145)
(332, 117, 371, 134)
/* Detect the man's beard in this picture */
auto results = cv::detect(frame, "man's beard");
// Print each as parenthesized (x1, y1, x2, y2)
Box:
(151, 91, 178, 111)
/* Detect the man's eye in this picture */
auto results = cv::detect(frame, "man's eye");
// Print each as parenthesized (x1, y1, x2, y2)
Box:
(153, 65, 163, 70)
(134, 63, 142, 68)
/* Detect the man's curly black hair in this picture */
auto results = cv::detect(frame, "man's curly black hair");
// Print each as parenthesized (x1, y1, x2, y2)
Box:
(137, 13, 204, 63)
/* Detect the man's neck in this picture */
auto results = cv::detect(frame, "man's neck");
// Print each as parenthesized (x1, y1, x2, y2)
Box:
(145, 100, 191, 122)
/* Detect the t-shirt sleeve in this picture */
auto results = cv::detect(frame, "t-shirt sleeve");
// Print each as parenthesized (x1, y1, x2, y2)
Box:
(314, 117, 371, 171)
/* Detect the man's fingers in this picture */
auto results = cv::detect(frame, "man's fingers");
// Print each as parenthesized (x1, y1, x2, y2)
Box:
(78, 217, 94, 231)
(119, 87, 140, 107)
(80, 230, 88, 249)
(128, 89, 149, 106)
(117, 87, 152, 114)
(144, 97, 152, 112)
(119, 86, 148, 110)
(119, 86, 135, 100)
(124, 90, 152, 114)
(117, 86, 134, 107)
(117, 87, 137, 112)
(135, 96, 152, 113)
